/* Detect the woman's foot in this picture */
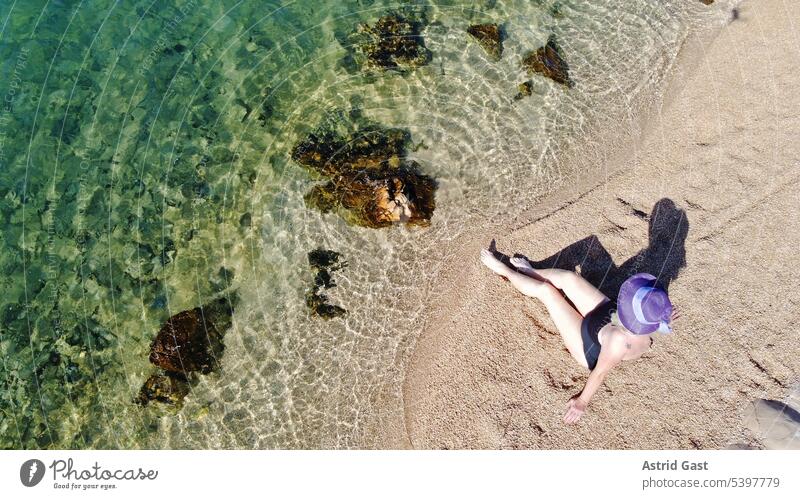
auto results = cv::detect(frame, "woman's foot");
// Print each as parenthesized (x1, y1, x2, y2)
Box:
(480, 249, 511, 277)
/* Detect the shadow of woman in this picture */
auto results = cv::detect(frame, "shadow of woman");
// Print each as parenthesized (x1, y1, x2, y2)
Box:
(516, 198, 689, 298)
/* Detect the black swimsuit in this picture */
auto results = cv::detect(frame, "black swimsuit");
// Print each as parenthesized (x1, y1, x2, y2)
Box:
(581, 300, 616, 370)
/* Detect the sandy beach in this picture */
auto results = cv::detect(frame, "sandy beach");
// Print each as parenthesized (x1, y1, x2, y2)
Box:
(400, 0, 800, 449)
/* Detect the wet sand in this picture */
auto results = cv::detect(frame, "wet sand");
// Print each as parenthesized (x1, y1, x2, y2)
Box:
(400, 0, 800, 449)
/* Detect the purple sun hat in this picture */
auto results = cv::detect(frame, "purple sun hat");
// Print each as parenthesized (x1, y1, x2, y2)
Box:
(616, 273, 673, 335)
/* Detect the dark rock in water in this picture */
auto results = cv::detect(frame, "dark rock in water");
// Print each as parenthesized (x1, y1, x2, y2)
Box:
(700, 0, 714, 5)
(293, 118, 438, 228)
(521, 35, 574, 88)
(371, 172, 436, 227)
(308, 248, 343, 270)
(314, 268, 335, 289)
(467, 23, 503, 60)
(514, 80, 534, 101)
(306, 290, 347, 320)
(148, 310, 221, 374)
(135, 373, 190, 407)
(348, 14, 432, 71)
(305, 166, 436, 228)
(148, 296, 233, 375)
(138, 295, 236, 408)
(292, 125, 409, 177)
(306, 249, 347, 319)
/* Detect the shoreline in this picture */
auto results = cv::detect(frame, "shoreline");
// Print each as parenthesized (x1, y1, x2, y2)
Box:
(396, 0, 800, 449)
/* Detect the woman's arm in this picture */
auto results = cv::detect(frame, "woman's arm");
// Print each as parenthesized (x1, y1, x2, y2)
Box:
(563, 332, 626, 424)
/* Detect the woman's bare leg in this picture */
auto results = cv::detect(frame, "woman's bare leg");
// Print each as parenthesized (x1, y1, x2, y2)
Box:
(509, 257, 608, 316)
(480, 250, 589, 368)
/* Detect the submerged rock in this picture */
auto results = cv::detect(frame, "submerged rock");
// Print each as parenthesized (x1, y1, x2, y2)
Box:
(308, 248, 343, 270)
(135, 373, 190, 407)
(137, 295, 235, 407)
(305, 166, 436, 228)
(293, 118, 437, 228)
(291, 125, 409, 177)
(306, 291, 347, 320)
(514, 80, 533, 101)
(306, 249, 347, 319)
(149, 306, 224, 374)
(521, 35, 574, 88)
(349, 14, 432, 71)
(467, 23, 503, 60)
(700, 0, 714, 5)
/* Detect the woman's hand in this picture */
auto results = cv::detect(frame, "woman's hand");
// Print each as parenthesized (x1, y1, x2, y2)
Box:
(564, 397, 587, 424)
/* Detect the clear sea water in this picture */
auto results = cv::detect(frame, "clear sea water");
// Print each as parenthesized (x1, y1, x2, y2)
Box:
(0, 0, 734, 448)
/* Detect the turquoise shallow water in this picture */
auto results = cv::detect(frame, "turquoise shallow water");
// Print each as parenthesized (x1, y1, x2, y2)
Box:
(0, 0, 733, 448)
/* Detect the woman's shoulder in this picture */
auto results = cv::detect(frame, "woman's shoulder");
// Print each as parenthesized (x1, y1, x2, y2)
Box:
(605, 326, 646, 350)
(606, 326, 652, 360)
(599, 326, 629, 353)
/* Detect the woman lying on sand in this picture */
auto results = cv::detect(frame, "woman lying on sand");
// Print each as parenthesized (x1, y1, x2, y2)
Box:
(480, 246, 678, 424)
